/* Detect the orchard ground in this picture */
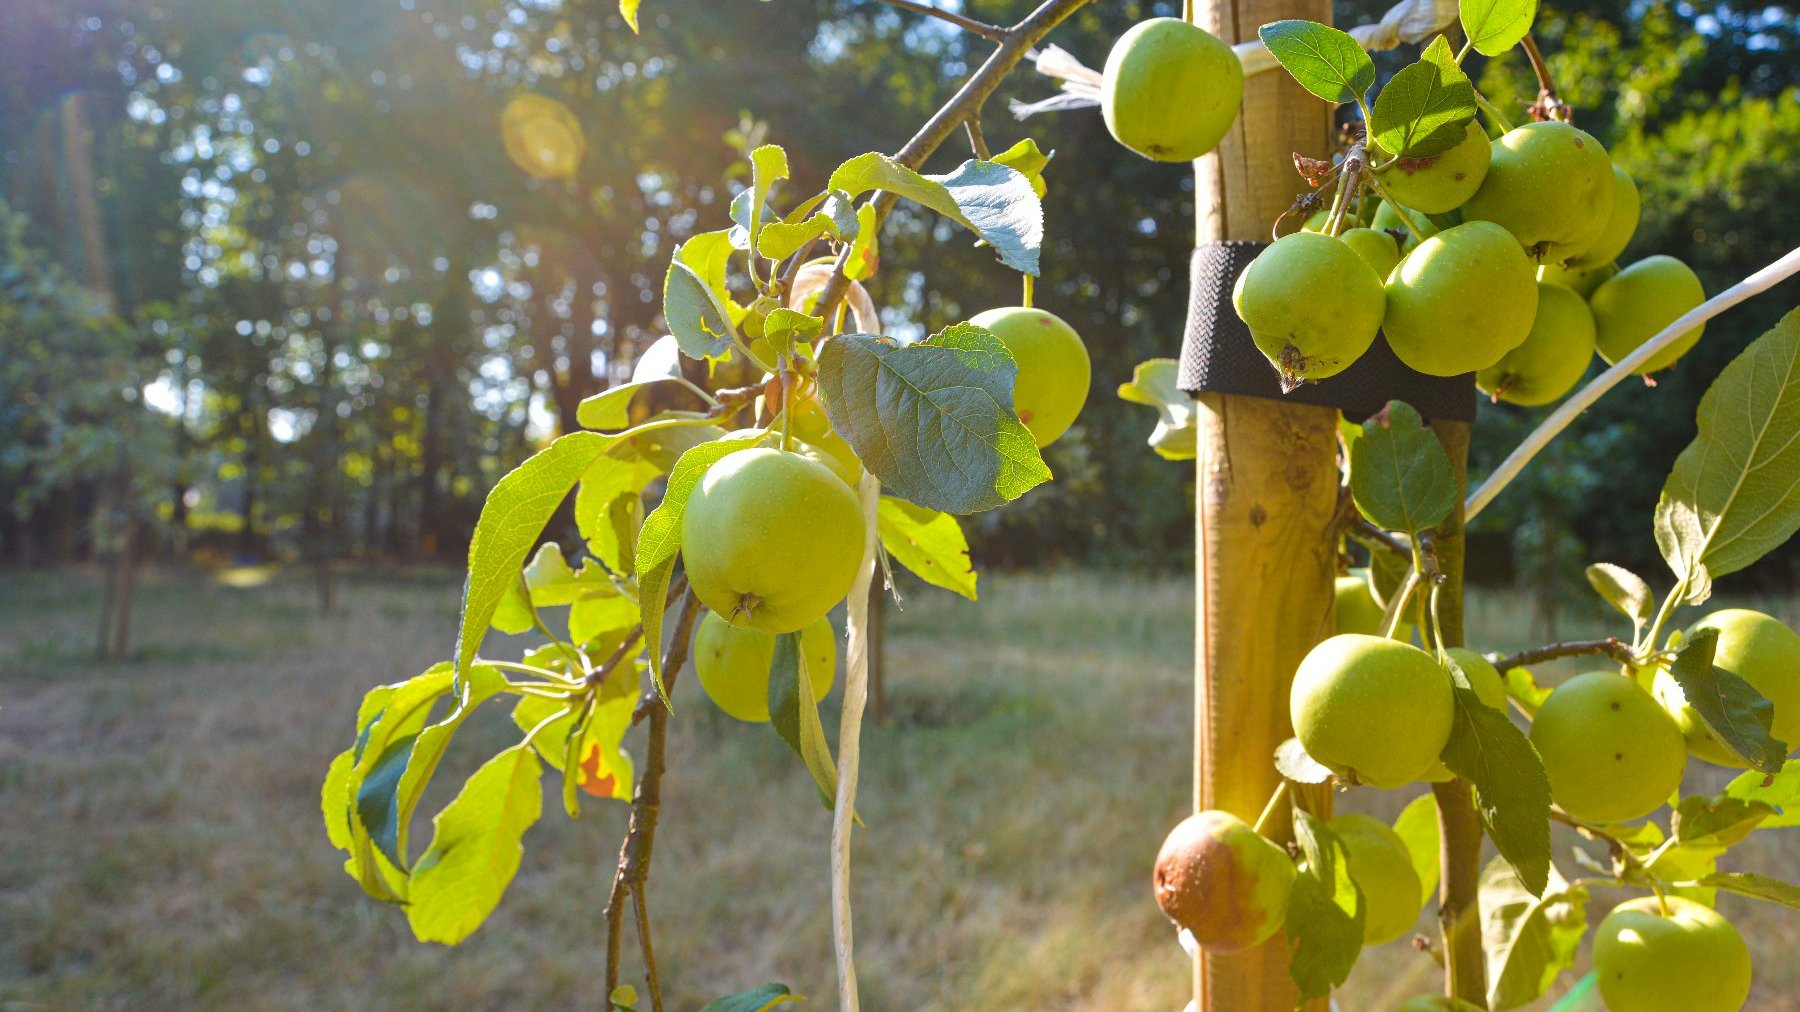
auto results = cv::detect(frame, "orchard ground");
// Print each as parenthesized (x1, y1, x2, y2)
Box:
(2, 566, 1795, 1011)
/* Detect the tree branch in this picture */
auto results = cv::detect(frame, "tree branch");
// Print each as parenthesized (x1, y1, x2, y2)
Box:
(1520, 35, 1571, 123)
(606, 588, 702, 998)
(1493, 637, 1637, 672)
(814, 0, 1094, 327)
(1348, 515, 1411, 558)
(870, 0, 1007, 42)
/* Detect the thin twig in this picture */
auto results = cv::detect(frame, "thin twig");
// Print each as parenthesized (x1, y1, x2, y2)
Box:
(1467, 246, 1800, 520)
(964, 114, 991, 159)
(634, 886, 664, 1012)
(813, 0, 1094, 328)
(605, 588, 703, 995)
(1349, 515, 1411, 558)
(1493, 637, 1637, 672)
(870, 0, 1007, 42)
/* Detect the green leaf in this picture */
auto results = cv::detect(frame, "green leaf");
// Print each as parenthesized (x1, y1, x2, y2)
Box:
(1501, 664, 1552, 716)
(827, 153, 1042, 275)
(1370, 36, 1476, 158)
(743, 144, 790, 255)
(1723, 763, 1800, 827)
(1393, 792, 1442, 906)
(457, 432, 616, 677)
(574, 456, 656, 575)
(512, 680, 637, 812)
(1672, 792, 1777, 847)
(675, 230, 741, 319)
(1286, 810, 1364, 1001)
(1664, 627, 1787, 773)
(1460, 0, 1538, 57)
(1351, 401, 1457, 534)
(376, 664, 511, 869)
(1695, 871, 1800, 909)
(768, 631, 839, 808)
(1440, 686, 1552, 896)
(1480, 857, 1587, 1010)
(758, 190, 858, 261)
(1258, 20, 1375, 105)
(322, 749, 356, 853)
(619, 0, 641, 32)
(1654, 306, 1800, 603)
(1116, 358, 1198, 461)
(1585, 562, 1654, 628)
(1274, 737, 1334, 784)
(817, 325, 1050, 515)
(664, 257, 740, 361)
(876, 497, 976, 599)
(762, 308, 823, 358)
(577, 378, 696, 432)
(845, 203, 878, 282)
(991, 137, 1052, 198)
(697, 983, 804, 1012)
(634, 437, 751, 704)
(406, 741, 545, 945)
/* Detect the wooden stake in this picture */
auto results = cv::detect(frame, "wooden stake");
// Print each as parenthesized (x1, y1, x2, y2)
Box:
(1191, 0, 1335, 1007)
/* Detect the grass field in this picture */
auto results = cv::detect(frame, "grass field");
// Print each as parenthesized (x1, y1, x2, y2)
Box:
(1, 566, 1795, 1011)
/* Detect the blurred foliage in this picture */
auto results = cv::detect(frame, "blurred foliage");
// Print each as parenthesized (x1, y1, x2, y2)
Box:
(0, 0, 1791, 585)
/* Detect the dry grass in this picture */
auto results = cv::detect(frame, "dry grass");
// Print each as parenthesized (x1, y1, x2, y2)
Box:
(0, 567, 1794, 1011)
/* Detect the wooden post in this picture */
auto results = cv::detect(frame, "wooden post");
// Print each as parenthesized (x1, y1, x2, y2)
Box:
(1191, 0, 1336, 1008)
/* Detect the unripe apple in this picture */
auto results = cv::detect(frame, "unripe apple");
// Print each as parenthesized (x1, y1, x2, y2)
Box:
(1529, 671, 1686, 824)
(967, 307, 1091, 448)
(1339, 227, 1401, 280)
(1290, 634, 1454, 788)
(1370, 200, 1438, 252)
(1383, 221, 1538, 376)
(1334, 570, 1414, 642)
(1101, 18, 1243, 163)
(1303, 205, 1373, 233)
(1564, 166, 1640, 269)
(1593, 896, 1752, 1012)
(1476, 282, 1597, 406)
(1538, 259, 1617, 298)
(1652, 609, 1800, 767)
(1153, 810, 1295, 951)
(694, 612, 836, 722)
(1376, 120, 1491, 215)
(1328, 812, 1423, 945)
(1233, 232, 1385, 389)
(1423, 647, 1509, 781)
(1590, 255, 1706, 374)
(682, 447, 866, 633)
(1462, 121, 1615, 259)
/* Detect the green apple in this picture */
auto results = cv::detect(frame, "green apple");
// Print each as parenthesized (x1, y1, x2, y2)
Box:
(967, 306, 1091, 448)
(789, 394, 862, 481)
(1371, 200, 1439, 252)
(1462, 121, 1615, 259)
(1652, 609, 1800, 767)
(1233, 232, 1386, 389)
(1538, 259, 1617, 298)
(1376, 120, 1491, 215)
(1329, 812, 1424, 945)
(682, 447, 866, 633)
(1153, 810, 1295, 951)
(1529, 671, 1686, 824)
(1565, 166, 1640, 269)
(1476, 282, 1597, 406)
(1290, 634, 1454, 789)
(694, 612, 836, 722)
(1101, 18, 1243, 162)
(1593, 896, 1752, 1012)
(1590, 255, 1706, 374)
(1383, 221, 1538, 376)
(1339, 227, 1402, 280)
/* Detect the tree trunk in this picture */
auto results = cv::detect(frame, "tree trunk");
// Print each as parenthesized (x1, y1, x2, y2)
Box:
(111, 507, 137, 660)
(1191, 0, 1336, 1007)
